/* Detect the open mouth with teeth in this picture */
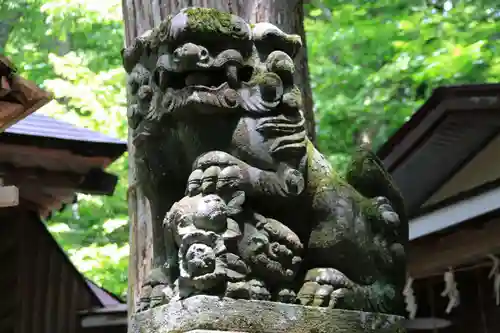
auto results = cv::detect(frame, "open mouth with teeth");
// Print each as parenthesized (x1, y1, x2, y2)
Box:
(157, 66, 254, 91)
(166, 70, 227, 89)
(155, 65, 266, 115)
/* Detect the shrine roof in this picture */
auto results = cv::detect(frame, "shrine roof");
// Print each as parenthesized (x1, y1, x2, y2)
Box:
(0, 55, 52, 132)
(378, 83, 500, 240)
(5, 112, 125, 145)
(0, 111, 126, 159)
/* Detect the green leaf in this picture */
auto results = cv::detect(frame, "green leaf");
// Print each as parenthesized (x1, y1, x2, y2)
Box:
(309, 8, 323, 17)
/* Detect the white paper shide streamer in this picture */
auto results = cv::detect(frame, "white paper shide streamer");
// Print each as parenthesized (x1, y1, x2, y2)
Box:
(488, 254, 500, 306)
(403, 276, 417, 319)
(441, 268, 459, 314)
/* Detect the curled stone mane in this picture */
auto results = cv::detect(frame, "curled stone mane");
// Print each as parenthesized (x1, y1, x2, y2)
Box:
(122, 7, 304, 127)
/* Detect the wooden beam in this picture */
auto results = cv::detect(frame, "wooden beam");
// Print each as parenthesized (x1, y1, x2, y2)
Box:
(0, 54, 53, 133)
(409, 217, 500, 279)
(79, 305, 128, 328)
(0, 143, 115, 170)
(409, 185, 500, 240)
(0, 97, 51, 133)
(79, 168, 119, 196)
(0, 165, 118, 196)
(449, 108, 500, 127)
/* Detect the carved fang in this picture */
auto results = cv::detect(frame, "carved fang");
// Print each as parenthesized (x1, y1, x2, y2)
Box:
(225, 64, 240, 90)
(158, 69, 168, 91)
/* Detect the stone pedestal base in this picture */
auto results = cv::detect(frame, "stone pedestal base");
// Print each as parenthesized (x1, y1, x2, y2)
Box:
(129, 296, 405, 333)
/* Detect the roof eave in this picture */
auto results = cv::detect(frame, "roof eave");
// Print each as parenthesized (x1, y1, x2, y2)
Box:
(377, 83, 500, 240)
(377, 83, 500, 161)
(0, 73, 53, 133)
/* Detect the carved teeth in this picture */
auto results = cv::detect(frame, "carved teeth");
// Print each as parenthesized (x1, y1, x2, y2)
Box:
(225, 64, 239, 89)
(158, 69, 168, 90)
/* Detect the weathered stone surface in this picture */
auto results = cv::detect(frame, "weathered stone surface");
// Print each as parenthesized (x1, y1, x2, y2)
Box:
(123, 6, 408, 317)
(130, 296, 405, 333)
(184, 331, 247, 333)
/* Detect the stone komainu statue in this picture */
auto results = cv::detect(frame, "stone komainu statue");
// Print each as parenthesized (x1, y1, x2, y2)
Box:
(122, 7, 407, 316)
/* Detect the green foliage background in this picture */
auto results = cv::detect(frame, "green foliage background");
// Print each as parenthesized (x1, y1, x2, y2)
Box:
(2, 0, 500, 296)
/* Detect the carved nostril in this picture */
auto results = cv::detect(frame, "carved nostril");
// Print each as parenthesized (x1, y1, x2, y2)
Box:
(199, 48, 209, 61)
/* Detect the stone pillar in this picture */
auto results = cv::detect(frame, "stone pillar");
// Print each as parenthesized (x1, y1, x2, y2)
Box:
(123, 7, 407, 333)
(130, 296, 404, 333)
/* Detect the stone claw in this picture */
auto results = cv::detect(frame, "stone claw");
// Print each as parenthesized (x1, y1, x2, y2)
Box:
(298, 267, 400, 313)
(275, 288, 297, 304)
(373, 196, 400, 226)
(225, 279, 271, 301)
(187, 151, 245, 197)
(136, 284, 168, 312)
(297, 268, 356, 308)
(135, 267, 171, 313)
(136, 284, 153, 312)
(369, 196, 402, 241)
(194, 151, 241, 170)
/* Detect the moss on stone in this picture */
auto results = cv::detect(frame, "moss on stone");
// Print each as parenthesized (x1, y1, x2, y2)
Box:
(185, 8, 234, 33)
(345, 147, 406, 219)
(285, 34, 302, 45)
(184, 8, 251, 40)
(281, 86, 303, 111)
(249, 72, 281, 86)
(158, 16, 172, 36)
(131, 295, 406, 333)
(305, 139, 343, 192)
(358, 196, 380, 223)
(287, 86, 302, 102)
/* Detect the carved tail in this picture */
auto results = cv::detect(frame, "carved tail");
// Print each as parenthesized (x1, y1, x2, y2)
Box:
(345, 145, 406, 223)
(345, 145, 408, 316)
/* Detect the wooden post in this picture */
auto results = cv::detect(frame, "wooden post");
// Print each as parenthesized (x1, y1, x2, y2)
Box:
(122, 0, 316, 315)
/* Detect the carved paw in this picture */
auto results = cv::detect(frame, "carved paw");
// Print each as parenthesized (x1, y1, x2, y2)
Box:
(297, 268, 398, 313)
(225, 279, 271, 301)
(135, 267, 171, 313)
(189, 150, 304, 199)
(187, 151, 247, 198)
(297, 268, 356, 308)
(136, 284, 153, 312)
(369, 196, 405, 256)
(373, 196, 400, 226)
(275, 288, 297, 304)
(195, 151, 243, 170)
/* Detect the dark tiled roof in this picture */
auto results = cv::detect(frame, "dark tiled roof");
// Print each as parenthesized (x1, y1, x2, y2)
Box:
(4, 112, 125, 145)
